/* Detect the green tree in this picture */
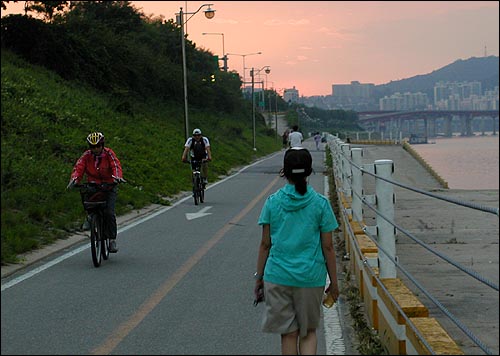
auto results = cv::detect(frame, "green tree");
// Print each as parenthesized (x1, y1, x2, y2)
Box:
(25, 1, 69, 22)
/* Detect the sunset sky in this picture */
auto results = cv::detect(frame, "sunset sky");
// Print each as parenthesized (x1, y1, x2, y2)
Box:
(2, 1, 499, 96)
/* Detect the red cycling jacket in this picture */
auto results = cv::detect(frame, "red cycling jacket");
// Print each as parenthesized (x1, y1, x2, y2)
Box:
(71, 147, 123, 184)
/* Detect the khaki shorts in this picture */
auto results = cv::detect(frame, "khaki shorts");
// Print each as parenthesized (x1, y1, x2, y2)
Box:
(261, 282, 323, 337)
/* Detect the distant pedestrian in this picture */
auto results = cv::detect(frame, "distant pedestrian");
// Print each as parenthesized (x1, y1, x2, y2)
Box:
(254, 147, 340, 355)
(288, 125, 303, 148)
(282, 130, 289, 148)
(314, 132, 321, 150)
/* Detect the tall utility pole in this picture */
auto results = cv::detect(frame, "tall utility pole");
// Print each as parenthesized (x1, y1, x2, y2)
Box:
(176, 4, 216, 141)
(202, 32, 227, 71)
(226, 52, 262, 88)
(250, 66, 271, 151)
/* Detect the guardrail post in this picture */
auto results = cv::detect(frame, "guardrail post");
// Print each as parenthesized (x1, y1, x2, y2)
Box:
(328, 136, 342, 182)
(374, 159, 396, 278)
(351, 148, 363, 222)
(340, 144, 351, 197)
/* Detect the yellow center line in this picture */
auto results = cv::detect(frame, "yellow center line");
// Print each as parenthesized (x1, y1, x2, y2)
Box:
(91, 175, 280, 355)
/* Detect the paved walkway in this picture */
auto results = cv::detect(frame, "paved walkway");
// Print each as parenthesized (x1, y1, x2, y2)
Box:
(2, 116, 290, 279)
(3, 137, 497, 355)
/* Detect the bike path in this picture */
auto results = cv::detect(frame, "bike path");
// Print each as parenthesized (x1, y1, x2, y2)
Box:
(1, 139, 355, 355)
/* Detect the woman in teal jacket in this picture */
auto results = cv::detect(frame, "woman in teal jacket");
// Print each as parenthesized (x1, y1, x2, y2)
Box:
(255, 147, 339, 355)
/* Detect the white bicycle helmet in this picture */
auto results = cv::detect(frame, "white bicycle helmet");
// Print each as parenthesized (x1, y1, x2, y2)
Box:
(86, 132, 105, 146)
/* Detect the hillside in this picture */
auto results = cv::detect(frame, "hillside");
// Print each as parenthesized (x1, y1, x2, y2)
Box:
(0, 1, 369, 265)
(374, 56, 499, 97)
(0, 49, 280, 264)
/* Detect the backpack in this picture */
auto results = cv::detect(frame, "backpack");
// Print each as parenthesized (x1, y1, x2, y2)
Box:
(190, 138, 206, 160)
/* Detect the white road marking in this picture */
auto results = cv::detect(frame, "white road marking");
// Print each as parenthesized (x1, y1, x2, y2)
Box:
(1, 152, 282, 291)
(323, 173, 346, 355)
(185, 206, 213, 220)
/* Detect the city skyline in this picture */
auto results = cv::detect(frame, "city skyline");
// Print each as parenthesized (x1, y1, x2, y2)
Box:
(2, 1, 499, 96)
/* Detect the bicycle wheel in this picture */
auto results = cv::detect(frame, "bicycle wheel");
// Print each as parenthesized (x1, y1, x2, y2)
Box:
(90, 214, 102, 267)
(101, 221, 110, 261)
(193, 175, 200, 205)
(199, 180, 204, 203)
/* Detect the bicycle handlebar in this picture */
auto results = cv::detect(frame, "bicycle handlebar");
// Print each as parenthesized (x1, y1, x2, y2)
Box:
(183, 158, 209, 164)
(69, 178, 126, 190)
(72, 182, 118, 192)
(73, 182, 118, 188)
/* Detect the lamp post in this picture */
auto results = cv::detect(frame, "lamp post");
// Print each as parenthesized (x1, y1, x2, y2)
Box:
(274, 87, 285, 141)
(202, 32, 227, 71)
(226, 52, 262, 88)
(250, 65, 271, 151)
(176, 4, 216, 141)
(256, 72, 269, 114)
(268, 81, 275, 134)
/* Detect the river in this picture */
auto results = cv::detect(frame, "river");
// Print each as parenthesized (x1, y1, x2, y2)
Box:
(410, 134, 499, 190)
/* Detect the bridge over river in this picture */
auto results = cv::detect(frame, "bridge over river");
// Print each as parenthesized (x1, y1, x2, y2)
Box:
(358, 110, 499, 138)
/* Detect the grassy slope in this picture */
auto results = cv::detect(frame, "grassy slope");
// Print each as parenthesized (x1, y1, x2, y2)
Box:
(1, 49, 282, 264)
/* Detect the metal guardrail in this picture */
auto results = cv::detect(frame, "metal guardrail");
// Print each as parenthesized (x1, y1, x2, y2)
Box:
(327, 134, 498, 355)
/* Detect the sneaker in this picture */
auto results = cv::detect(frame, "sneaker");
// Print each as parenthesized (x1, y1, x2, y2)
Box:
(108, 240, 118, 253)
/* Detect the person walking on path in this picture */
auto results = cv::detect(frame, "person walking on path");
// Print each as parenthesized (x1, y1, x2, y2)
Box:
(288, 125, 303, 148)
(254, 147, 340, 355)
(282, 129, 289, 148)
(313, 132, 322, 151)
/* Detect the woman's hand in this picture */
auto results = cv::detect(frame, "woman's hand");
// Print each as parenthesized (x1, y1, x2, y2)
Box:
(325, 282, 339, 302)
(254, 280, 264, 306)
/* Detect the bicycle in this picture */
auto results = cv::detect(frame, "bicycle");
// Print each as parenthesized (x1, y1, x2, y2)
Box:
(184, 159, 206, 205)
(74, 182, 117, 267)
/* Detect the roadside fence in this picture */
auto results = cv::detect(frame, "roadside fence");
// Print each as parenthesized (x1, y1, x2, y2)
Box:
(327, 134, 499, 355)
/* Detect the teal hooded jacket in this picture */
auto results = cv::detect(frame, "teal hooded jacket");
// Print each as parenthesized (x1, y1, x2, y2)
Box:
(258, 183, 338, 287)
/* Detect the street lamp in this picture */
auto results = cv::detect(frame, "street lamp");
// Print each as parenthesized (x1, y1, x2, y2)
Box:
(226, 52, 262, 87)
(202, 32, 226, 71)
(268, 81, 276, 139)
(176, 4, 216, 141)
(250, 66, 271, 151)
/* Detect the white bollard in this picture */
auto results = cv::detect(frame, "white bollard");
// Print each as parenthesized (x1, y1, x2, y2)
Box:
(374, 159, 396, 278)
(330, 137, 342, 180)
(351, 148, 363, 222)
(340, 144, 351, 197)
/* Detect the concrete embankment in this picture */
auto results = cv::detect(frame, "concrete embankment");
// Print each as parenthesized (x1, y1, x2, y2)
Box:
(338, 141, 499, 355)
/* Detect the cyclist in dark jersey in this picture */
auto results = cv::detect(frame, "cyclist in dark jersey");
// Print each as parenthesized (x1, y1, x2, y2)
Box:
(181, 128, 212, 184)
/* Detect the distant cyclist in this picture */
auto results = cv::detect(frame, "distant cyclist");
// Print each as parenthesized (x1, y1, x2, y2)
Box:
(181, 128, 212, 185)
(67, 132, 125, 253)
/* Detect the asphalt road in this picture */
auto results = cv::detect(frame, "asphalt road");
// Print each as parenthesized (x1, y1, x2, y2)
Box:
(2, 139, 354, 355)
(6, 137, 495, 355)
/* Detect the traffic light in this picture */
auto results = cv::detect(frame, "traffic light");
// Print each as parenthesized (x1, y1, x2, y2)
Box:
(223, 55, 228, 72)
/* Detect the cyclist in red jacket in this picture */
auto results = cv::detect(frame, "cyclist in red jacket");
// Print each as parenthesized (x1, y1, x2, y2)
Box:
(67, 132, 125, 253)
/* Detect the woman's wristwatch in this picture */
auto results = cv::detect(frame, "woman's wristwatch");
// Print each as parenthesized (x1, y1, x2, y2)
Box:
(254, 272, 263, 280)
